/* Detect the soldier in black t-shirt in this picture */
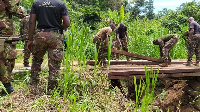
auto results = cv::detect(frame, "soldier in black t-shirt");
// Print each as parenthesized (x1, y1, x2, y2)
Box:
(115, 23, 130, 61)
(27, 0, 70, 91)
(186, 17, 200, 66)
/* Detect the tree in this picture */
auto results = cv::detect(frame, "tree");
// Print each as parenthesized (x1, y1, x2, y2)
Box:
(126, 0, 155, 19)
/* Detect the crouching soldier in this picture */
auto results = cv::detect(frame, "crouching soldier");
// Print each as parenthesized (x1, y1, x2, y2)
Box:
(0, 0, 25, 95)
(153, 34, 179, 67)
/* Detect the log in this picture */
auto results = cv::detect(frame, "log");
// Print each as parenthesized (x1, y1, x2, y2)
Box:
(111, 49, 163, 62)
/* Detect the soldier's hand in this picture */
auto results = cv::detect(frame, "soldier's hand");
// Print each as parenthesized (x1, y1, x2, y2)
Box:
(27, 40, 33, 52)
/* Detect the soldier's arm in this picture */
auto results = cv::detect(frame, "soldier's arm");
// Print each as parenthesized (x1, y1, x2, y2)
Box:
(61, 2, 70, 30)
(62, 16, 70, 30)
(28, 14, 36, 41)
(116, 34, 122, 46)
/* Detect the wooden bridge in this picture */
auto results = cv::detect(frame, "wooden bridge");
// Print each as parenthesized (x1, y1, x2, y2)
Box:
(87, 49, 200, 79)
(87, 49, 200, 110)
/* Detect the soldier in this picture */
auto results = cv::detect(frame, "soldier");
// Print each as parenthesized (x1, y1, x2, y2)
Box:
(93, 23, 116, 67)
(0, 0, 25, 95)
(186, 17, 200, 66)
(27, 0, 70, 91)
(116, 23, 130, 61)
(20, 9, 31, 67)
(153, 34, 179, 67)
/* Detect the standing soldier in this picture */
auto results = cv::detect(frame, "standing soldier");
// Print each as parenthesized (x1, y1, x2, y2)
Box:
(20, 9, 31, 67)
(93, 23, 116, 67)
(27, 0, 70, 91)
(153, 34, 179, 67)
(186, 17, 200, 66)
(0, 0, 25, 95)
(116, 23, 130, 61)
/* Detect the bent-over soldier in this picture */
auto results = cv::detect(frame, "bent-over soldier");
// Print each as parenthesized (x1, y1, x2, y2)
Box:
(153, 34, 179, 67)
(0, 0, 25, 95)
(186, 17, 200, 66)
(20, 9, 31, 67)
(93, 23, 115, 66)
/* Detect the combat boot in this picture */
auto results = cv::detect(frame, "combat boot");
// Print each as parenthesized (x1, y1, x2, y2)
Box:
(1, 82, 15, 95)
(159, 62, 168, 67)
(185, 61, 192, 66)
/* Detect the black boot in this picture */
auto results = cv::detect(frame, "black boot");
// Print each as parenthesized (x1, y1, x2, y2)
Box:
(1, 82, 15, 95)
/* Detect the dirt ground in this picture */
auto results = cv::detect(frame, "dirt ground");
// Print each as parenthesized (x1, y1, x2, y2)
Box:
(154, 78, 199, 112)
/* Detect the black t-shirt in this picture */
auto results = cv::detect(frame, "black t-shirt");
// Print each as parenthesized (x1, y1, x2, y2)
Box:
(116, 26, 127, 39)
(189, 21, 200, 34)
(31, 0, 68, 32)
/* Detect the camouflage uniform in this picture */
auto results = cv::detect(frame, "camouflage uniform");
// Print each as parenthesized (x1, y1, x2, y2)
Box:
(93, 26, 113, 66)
(116, 38, 129, 60)
(187, 34, 200, 64)
(0, 0, 25, 84)
(93, 35, 108, 66)
(187, 19, 200, 66)
(20, 15, 31, 66)
(153, 34, 179, 63)
(30, 30, 63, 89)
(111, 39, 117, 60)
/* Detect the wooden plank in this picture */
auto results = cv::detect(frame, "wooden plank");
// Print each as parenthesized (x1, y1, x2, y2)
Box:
(108, 72, 200, 79)
(108, 67, 200, 76)
(111, 49, 163, 62)
(86, 60, 186, 66)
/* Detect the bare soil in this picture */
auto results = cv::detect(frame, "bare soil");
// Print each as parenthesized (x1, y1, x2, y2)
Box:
(154, 78, 199, 112)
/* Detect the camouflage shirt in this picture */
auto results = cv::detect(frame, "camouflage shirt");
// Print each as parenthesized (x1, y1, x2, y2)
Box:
(95, 27, 113, 41)
(159, 34, 177, 42)
(0, 0, 25, 36)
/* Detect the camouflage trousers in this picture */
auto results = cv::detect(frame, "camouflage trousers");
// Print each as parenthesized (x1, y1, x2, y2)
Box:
(30, 30, 63, 90)
(93, 36, 107, 66)
(0, 42, 17, 83)
(111, 40, 117, 60)
(116, 38, 129, 60)
(187, 34, 200, 63)
(23, 40, 31, 65)
(162, 35, 179, 62)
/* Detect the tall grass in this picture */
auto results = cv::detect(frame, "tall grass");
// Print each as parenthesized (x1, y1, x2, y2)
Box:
(134, 66, 159, 111)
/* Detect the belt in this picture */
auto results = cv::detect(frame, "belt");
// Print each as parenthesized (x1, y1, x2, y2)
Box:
(37, 29, 61, 34)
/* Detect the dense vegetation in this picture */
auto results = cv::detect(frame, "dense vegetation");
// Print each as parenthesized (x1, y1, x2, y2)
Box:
(1, 0, 200, 111)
